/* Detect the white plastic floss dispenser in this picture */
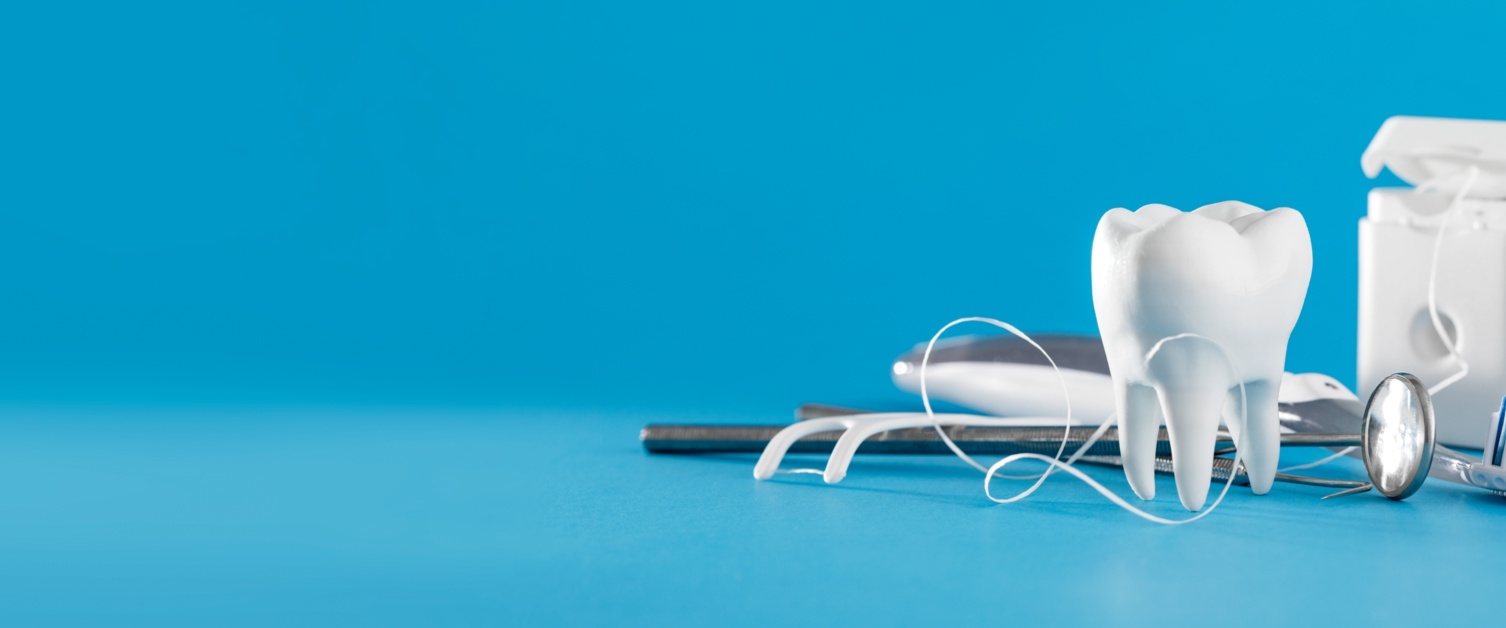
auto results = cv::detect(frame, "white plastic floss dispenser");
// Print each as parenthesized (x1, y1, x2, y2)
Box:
(1360, 115, 1506, 448)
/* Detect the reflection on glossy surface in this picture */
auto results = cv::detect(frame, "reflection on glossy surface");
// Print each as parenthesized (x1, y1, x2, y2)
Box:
(1362, 374, 1436, 500)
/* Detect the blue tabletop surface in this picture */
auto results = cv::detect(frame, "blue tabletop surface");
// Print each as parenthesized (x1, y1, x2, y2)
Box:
(1, 403, 1501, 625)
(6, 0, 1506, 624)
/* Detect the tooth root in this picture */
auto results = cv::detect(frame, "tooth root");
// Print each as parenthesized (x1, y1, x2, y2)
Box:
(1115, 381, 1162, 501)
(1221, 393, 1241, 441)
(1225, 379, 1281, 495)
(1155, 383, 1227, 512)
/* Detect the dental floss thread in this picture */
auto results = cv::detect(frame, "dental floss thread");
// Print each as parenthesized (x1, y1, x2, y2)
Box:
(918, 318, 1074, 482)
(1422, 165, 1482, 397)
(912, 318, 1123, 481)
(1275, 448, 1353, 472)
(920, 320, 1249, 525)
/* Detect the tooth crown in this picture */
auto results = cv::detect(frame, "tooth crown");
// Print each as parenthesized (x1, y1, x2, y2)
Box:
(1093, 202, 1312, 379)
(1091, 201, 1313, 511)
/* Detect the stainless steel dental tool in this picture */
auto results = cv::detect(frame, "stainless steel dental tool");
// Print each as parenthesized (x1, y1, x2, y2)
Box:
(885, 334, 1506, 500)
(641, 334, 1506, 502)
(641, 421, 1371, 495)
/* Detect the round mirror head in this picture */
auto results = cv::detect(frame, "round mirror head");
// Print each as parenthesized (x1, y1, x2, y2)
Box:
(1360, 373, 1436, 500)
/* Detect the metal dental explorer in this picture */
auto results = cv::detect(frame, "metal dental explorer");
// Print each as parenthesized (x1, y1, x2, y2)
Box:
(640, 419, 1372, 496)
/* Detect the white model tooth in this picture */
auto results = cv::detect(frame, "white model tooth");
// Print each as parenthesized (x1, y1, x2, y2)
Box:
(1091, 202, 1312, 511)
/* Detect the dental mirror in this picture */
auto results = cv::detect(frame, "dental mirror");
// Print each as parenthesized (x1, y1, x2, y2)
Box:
(1361, 373, 1436, 500)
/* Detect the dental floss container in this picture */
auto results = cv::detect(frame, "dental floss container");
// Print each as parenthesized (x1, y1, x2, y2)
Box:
(1359, 116, 1506, 448)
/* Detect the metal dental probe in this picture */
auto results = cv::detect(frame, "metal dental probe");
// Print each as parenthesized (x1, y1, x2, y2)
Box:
(793, 402, 1372, 496)
(639, 423, 1371, 495)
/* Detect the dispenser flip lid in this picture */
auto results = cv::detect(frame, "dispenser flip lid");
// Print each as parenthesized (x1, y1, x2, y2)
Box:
(1362, 116, 1506, 199)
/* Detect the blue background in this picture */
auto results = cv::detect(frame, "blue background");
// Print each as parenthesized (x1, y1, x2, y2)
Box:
(3, 1, 1506, 625)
